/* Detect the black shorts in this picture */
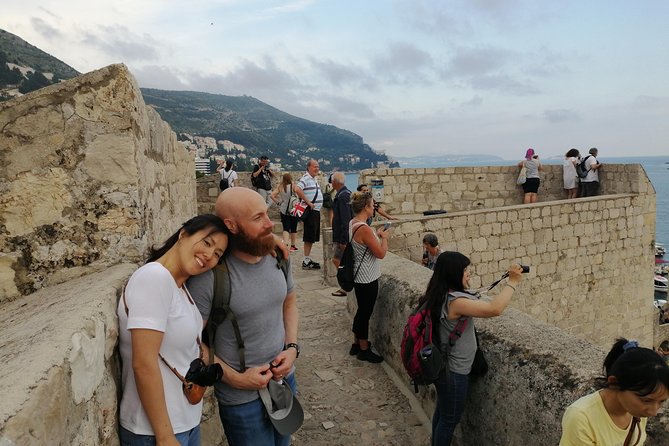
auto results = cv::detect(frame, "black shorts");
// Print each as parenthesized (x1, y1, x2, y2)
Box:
(280, 213, 298, 233)
(303, 210, 321, 243)
(522, 177, 540, 194)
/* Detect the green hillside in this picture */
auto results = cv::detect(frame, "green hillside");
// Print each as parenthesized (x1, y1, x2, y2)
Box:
(141, 88, 389, 170)
(0, 28, 388, 170)
(0, 29, 79, 80)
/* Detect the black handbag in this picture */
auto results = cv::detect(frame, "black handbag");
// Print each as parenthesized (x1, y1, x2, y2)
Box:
(469, 330, 488, 377)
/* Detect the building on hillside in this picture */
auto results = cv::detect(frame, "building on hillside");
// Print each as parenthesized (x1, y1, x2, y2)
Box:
(194, 157, 211, 175)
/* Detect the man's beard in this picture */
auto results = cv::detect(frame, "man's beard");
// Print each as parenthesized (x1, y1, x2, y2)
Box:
(231, 225, 275, 256)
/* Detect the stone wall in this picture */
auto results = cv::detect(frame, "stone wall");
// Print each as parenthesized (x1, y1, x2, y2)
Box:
(196, 169, 323, 215)
(359, 163, 651, 215)
(326, 164, 657, 349)
(0, 64, 195, 301)
(0, 265, 130, 445)
(0, 264, 225, 446)
(352, 253, 669, 445)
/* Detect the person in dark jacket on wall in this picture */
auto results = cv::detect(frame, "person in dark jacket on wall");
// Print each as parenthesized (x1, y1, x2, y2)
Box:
(331, 172, 352, 297)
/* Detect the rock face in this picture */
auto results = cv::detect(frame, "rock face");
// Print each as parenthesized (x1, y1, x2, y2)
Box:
(0, 64, 195, 301)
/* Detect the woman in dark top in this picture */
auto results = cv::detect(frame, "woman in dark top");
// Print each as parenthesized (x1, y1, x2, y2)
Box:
(420, 252, 523, 445)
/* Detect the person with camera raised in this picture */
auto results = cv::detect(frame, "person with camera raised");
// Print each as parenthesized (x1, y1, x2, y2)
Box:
(251, 155, 273, 206)
(117, 215, 228, 446)
(420, 252, 523, 446)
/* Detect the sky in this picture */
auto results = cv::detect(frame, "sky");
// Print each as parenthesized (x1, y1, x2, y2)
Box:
(2, 0, 668, 160)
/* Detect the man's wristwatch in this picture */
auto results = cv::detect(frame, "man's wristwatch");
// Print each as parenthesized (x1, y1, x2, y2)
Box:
(284, 343, 300, 358)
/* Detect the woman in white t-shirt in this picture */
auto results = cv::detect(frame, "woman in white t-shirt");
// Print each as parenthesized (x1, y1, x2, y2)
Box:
(118, 214, 229, 446)
(217, 159, 238, 191)
(563, 148, 580, 199)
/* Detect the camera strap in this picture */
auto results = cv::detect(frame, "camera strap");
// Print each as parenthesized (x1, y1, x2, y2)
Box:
(486, 272, 509, 291)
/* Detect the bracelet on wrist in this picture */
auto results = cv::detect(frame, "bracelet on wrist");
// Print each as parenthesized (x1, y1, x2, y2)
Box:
(506, 284, 516, 291)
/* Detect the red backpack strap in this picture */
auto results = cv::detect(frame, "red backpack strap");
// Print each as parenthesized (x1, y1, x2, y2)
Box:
(445, 291, 474, 346)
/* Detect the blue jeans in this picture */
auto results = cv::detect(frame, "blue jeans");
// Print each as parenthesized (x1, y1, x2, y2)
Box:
(218, 373, 297, 446)
(431, 371, 469, 446)
(119, 425, 200, 446)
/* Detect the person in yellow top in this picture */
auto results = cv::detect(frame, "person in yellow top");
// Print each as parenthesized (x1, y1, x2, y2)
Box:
(560, 338, 669, 446)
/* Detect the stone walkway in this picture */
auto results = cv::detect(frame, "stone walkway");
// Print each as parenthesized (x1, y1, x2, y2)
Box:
(287, 243, 431, 446)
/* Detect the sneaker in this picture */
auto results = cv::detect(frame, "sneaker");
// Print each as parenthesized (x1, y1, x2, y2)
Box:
(349, 343, 360, 356)
(290, 245, 298, 252)
(357, 348, 383, 363)
(302, 260, 321, 270)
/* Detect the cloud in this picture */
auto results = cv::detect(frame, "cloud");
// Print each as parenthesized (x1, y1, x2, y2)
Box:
(461, 95, 483, 107)
(132, 65, 189, 91)
(186, 57, 303, 95)
(261, 0, 315, 15)
(438, 46, 541, 95)
(371, 42, 435, 85)
(81, 25, 160, 62)
(30, 17, 63, 40)
(308, 57, 375, 89)
(398, 0, 471, 37)
(543, 109, 579, 123)
(446, 46, 515, 77)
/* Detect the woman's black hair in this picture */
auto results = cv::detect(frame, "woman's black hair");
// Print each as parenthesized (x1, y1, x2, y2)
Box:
(595, 337, 669, 396)
(225, 159, 233, 172)
(565, 148, 580, 158)
(146, 214, 228, 263)
(418, 251, 470, 334)
(356, 184, 367, 192)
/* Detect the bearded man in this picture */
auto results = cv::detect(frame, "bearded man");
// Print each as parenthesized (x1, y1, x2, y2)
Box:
(187, 187, 299, 446)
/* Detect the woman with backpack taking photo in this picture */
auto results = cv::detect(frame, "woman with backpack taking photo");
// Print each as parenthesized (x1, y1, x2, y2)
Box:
(420, 252, 523, 446)
(559, 338, 669, 446)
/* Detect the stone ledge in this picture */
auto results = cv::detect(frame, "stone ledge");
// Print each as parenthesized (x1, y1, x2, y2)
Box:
(0, 263, 135, 445)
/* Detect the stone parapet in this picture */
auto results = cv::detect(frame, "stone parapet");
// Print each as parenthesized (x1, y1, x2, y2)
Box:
(0, 64, 195, 301)
(351, 252, 669, 445)
(0, 265, 132, 445)
(360, 163, 652, 215)
(328, 192, 656, 349)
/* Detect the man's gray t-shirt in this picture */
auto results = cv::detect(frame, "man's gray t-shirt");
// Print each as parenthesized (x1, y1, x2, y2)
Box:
(187, 254, 294, 405)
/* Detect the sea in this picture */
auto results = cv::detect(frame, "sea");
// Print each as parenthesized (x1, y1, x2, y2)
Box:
(344, 155, 669, 247)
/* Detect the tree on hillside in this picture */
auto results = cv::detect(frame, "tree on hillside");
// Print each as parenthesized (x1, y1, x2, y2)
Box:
(18, 70, 51, 94)
(0, 51, 24, 86)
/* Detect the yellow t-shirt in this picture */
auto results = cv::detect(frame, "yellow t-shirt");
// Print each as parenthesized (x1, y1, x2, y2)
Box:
(560, 391, 647, 446)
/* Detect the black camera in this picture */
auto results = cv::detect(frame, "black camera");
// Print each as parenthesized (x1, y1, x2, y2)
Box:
(521, 265, 530, 273)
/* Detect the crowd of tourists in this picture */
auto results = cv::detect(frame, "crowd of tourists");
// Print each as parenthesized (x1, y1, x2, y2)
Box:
(116, 155, 667, 446)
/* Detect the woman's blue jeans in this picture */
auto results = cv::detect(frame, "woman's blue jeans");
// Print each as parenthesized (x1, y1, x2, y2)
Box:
(431, 371, 470, 446)
(120, 425, 200, 446)
(218, 373, 297, 446)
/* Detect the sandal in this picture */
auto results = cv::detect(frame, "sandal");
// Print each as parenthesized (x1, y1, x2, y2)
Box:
(331, 289, 347, 297)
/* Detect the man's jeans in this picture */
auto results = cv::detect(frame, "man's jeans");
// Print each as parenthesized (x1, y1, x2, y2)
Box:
(218, 373, 297, 446)
(120, 425, 200, 446)
(431, 371, 469, 446)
